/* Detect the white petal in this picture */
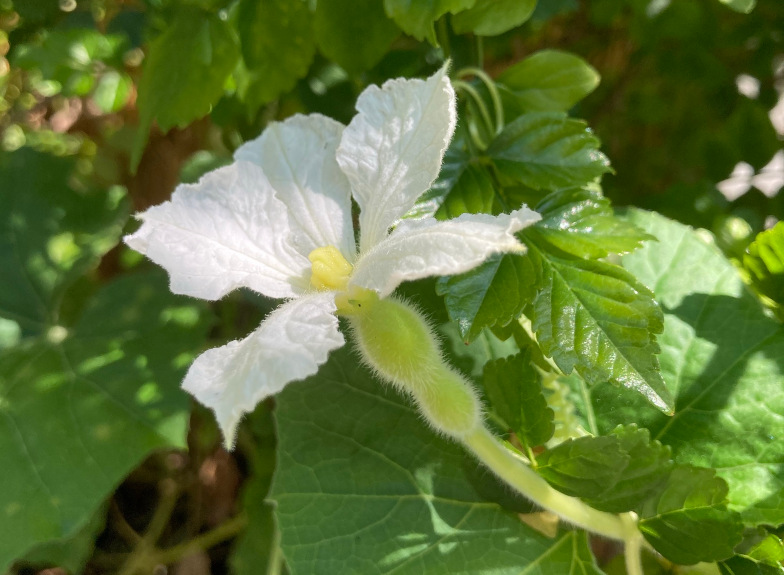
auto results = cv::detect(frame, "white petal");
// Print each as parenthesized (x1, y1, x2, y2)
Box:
(182, 292, 344, 448)
(236, 114, 356, 259)
(337, 64, 457, 253)
(125, 161, 310, 300)
(351, 207, 541, 298)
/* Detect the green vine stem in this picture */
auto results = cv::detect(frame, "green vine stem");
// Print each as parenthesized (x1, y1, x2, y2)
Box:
(462, 426, 644, 575)
(452, 79, 494, 150)
(456, 66, 505, 135)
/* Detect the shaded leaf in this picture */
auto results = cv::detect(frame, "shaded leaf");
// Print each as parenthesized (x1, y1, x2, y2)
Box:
(383, 0, 475, 44)
(639, 466, 744, 565)
(488, 112, 611, 191)
(132, 10, 239, 170)
(451, 0, 536, 36)
(236, 0, 316, 114)
(272, 345, 606, 574)
(315, 0, 399, 73)
(483, 351, 554, 450)
(437, 253, 538, 343)
(536, 435, 628, 499)
(498, 50, 600, 112)
(15, 505, 106, 574)
(585, 425, 673, 513)
(0, 272, 209, 570)
(0, 149, 127, 333)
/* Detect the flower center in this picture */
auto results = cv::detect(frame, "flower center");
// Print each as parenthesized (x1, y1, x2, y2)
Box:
(308, 246, 353, 292)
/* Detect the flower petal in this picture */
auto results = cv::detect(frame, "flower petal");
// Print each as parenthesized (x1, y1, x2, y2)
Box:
(182, 292, 344, 448)
(236, 114, 356, 259)
(351, 207, 541, 297)
(337, 64, 457, 253)
(125, 161, 309, 300)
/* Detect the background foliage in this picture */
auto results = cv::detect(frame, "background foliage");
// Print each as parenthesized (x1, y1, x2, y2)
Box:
(1, 0, 783, 573)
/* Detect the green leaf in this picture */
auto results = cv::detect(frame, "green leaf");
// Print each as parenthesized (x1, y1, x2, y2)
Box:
(536, 435, 629, 499)
(409, 135, 494, 220)
(497, 50, 600, 112)
(0, 271, 209, 570)
(743, 221, 784, 311)
(585, 425, 673, 513)
(451, 0, 536, 36)
(725, 100, 781, 171)
(482, 351, 554, 449)
(720, 556, 784, 575)
(93, 70, 132, 113)
(435, 163, 496, 219)
(718, 0, 756, 14)
(436, 253, 538, 342)
(488, 112, 612, 190)
(0, 149, 127, 332)
(315, 0, 399, 73)
(639, 466, 744, 565)
(231, 405, 284, 575)
(131, 10, 239, 170)
(383, 0, 475, 44)
(237, 0, 315, 113)
(523, 234, 672, 412)
(15, 505, 106, 574)
(272, 346, 606, 574)
(534, 185, 655, 258)
(590, 210, 784, 527)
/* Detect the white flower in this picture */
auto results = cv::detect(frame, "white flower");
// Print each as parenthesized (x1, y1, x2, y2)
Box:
(125, 65, 540, 447)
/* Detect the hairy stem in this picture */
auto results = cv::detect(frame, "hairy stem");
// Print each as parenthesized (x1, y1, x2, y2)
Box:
(462, 425, 628, 540)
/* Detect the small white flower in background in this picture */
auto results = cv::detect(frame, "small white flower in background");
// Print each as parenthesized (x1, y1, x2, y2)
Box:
(125, 65, 540, 447)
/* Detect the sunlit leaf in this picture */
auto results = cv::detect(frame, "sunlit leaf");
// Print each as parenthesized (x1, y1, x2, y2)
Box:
(383, 0, 475, 44)
(588, 210, 784, 528)
(451, 0, 536, 36)
(488, 112, 611, 190)
(498, 50, 600, 112)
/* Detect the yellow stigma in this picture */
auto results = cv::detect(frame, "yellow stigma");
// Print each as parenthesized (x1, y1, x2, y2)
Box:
(308, 246, 353, 292)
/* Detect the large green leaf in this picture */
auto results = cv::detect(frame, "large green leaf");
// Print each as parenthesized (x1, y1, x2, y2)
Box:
(639, 466, 743, 565)
(0, 149, 127, 333)
(0, 271, 209, 570)
(497, 50, 600, 112)
(451, 0, 536, 36)
(272, 346, 607, 574)
(488, 112, 611, 190)
(383, 0, 475, 44)
(482, 351, 554, 450)
(131, 10, 239, 169)
(315, 0, 399, 73)
(588, 210, 784, 527)
(0, 149, 209, 568)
